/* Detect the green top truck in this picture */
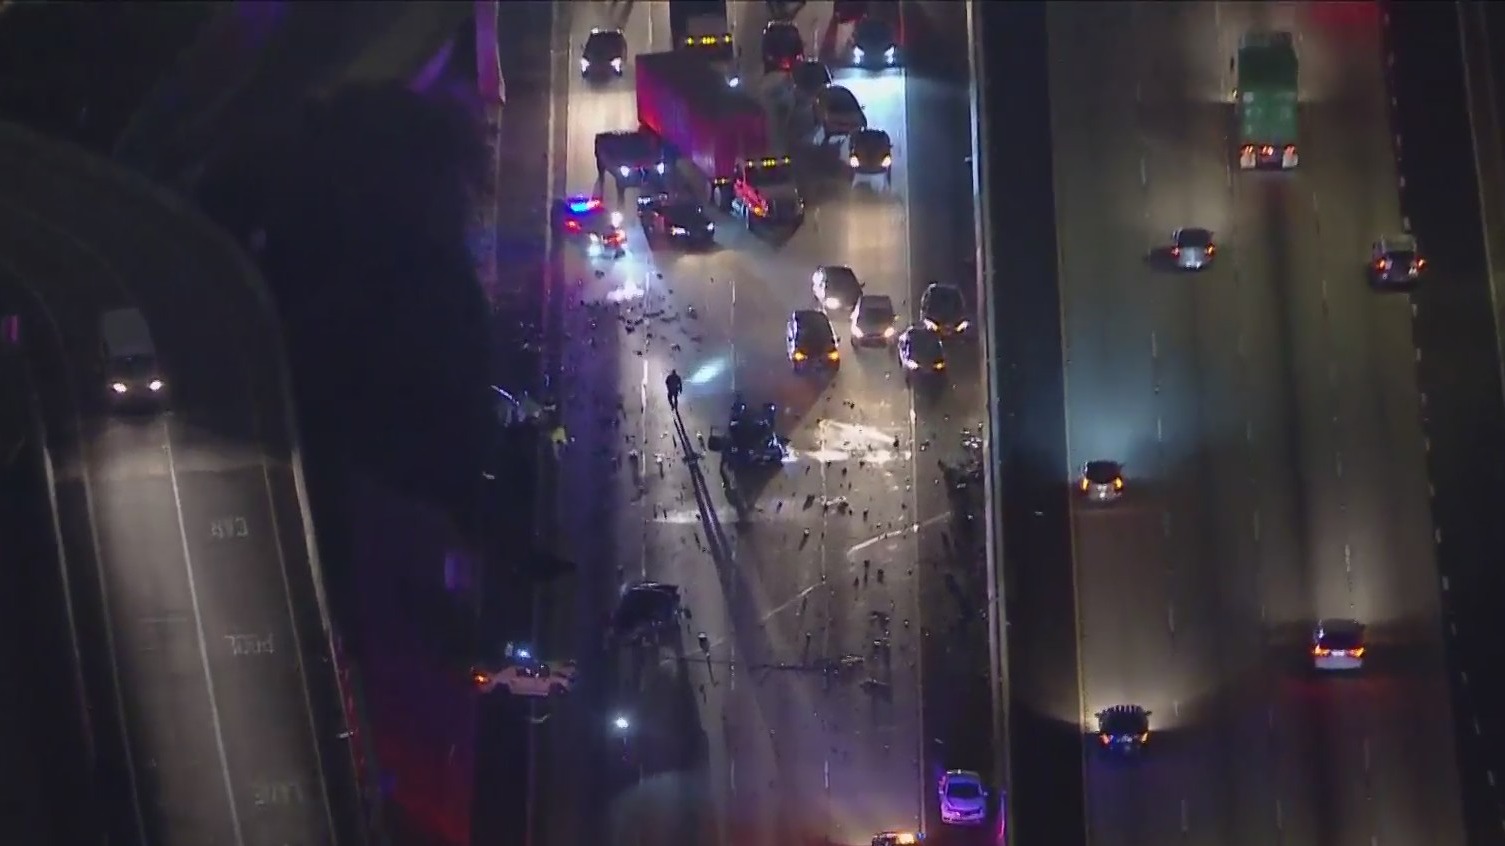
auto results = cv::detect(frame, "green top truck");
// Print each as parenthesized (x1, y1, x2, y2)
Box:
(1235, 31, 1299, 170)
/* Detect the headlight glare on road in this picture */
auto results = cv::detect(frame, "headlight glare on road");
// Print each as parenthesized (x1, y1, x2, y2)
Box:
(110, 381, 128, 394)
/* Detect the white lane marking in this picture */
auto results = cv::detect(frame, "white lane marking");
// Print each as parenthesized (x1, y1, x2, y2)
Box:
(1181, 798, 1189, 832)
(1275, 798, 1284, 830)
(164, 425, 245, 846)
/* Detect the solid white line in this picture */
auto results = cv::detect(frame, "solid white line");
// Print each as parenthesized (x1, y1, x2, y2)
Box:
(164, 421, 245, 846)
(258, 442, 336, 840)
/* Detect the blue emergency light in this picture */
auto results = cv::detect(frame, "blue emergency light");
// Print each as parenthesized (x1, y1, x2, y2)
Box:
(567, 198, 602, 214)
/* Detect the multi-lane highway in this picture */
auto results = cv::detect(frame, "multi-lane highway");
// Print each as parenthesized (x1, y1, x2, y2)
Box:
(0, 123, 361, 845)
(1046, 3, 1465, 845)
(530, 2, 988, 844)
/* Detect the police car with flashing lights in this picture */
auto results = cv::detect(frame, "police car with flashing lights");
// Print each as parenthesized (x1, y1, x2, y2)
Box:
(847, 129, 893, 185)
(1096, 705, 1151, 756)
(551, 195, 626, 258)
(1370, 234, 1426, 288)
(851, 16, 900, 67)
(595, 130, 667, 188)
(472, 644, 578, 697)
(641, 197, 715, 248)
(1312, 619, 1366, 671)
(581, 28, 628, 79)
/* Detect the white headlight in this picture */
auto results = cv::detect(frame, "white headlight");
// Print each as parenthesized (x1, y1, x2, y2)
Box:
(923, 318, 938, 330)
(884, 46, 897, 63)
(811, 270, 824, 284)
(110, 382, 128, 394)
(727, 75, 740, 88)
(883, 326, 897, 338)
(849, 155, 860, 168)
(580, 58, 590, 73)
(610, 57, 623, 72)
(853, 46, 865, 60)
(904, 358, 919, 370)
(610, 211, 623, 227)
(656, 161, 667, 174)
(824, 297, 842, 309)
(881, 155, 892, 167)
(619, 165, 630, 177)
(956, 320, 971, 332)
(706, 222, 715, 231)
(148, 379, 164, 392)
(670, 226, 687, 235)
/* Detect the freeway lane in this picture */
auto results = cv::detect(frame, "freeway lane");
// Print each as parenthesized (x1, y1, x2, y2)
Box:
(0, 123, 360, 845)
(1048, 3, 1465, 846)
(536, 2, 985, 844)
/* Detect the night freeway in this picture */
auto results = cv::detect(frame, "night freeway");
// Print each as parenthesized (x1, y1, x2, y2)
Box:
(521, 1, 994, 845)
(0, 123, 360, 845)
(1046, 3, 1465, 846)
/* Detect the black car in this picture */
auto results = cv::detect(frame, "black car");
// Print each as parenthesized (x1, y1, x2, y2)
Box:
(612, 581, 681, 641)
(106, 354, 168, 410)
(812, 265, 863, 310)
(791, 59, 833, 96)
(761, 20, 805, 73)
(1096, 705, 1151, 756)
(847, 128, 893, 180)
(851, 17, 899, 67)
(787, 309, 840, 371)
(709, 400, 788, 466)
(582, 28, 628, 78)
(642, 199, 715, 247)
(898, 325, 945, 380)
(595, 129, 666, 187)
(1078, 459, 1125, 502)
(850, 293, 898, 346)
(920, 282, 969, 336)
(1369, 234, 1425, 288)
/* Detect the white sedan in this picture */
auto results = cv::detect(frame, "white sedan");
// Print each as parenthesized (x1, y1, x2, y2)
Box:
(473, 660, 578, 697)
(938, 769, 988, 825)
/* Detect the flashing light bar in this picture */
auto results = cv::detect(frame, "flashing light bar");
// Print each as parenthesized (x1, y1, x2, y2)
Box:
(748, 156, 793, 168)
(686, 33, 733, 46)
(567, 198, 603, 213)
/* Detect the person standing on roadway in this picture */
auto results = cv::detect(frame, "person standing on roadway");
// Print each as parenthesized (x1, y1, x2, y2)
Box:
(665, 369, 683, 411)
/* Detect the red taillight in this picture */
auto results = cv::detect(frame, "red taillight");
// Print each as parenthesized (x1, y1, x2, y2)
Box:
(565, 220, 581, 231)
(1284, 145, 1296, 154)
(1099, 734, 1110, 746)
(472, 672, 488, 686)
(1312, 646, 1328, 657)
(1170, 247, 1181, 257)
(1261, 145, 1275, 155)
(1415, 258, 1426, 270)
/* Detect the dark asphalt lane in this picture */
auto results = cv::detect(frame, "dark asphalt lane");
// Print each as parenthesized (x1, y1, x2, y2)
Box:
(533, 2, 986, 845)
(973, 5, 1083, 846)
(1047, 3, 1465, 846)
(1397, 4, 1505, 843)
(0, 122, 362, 845)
